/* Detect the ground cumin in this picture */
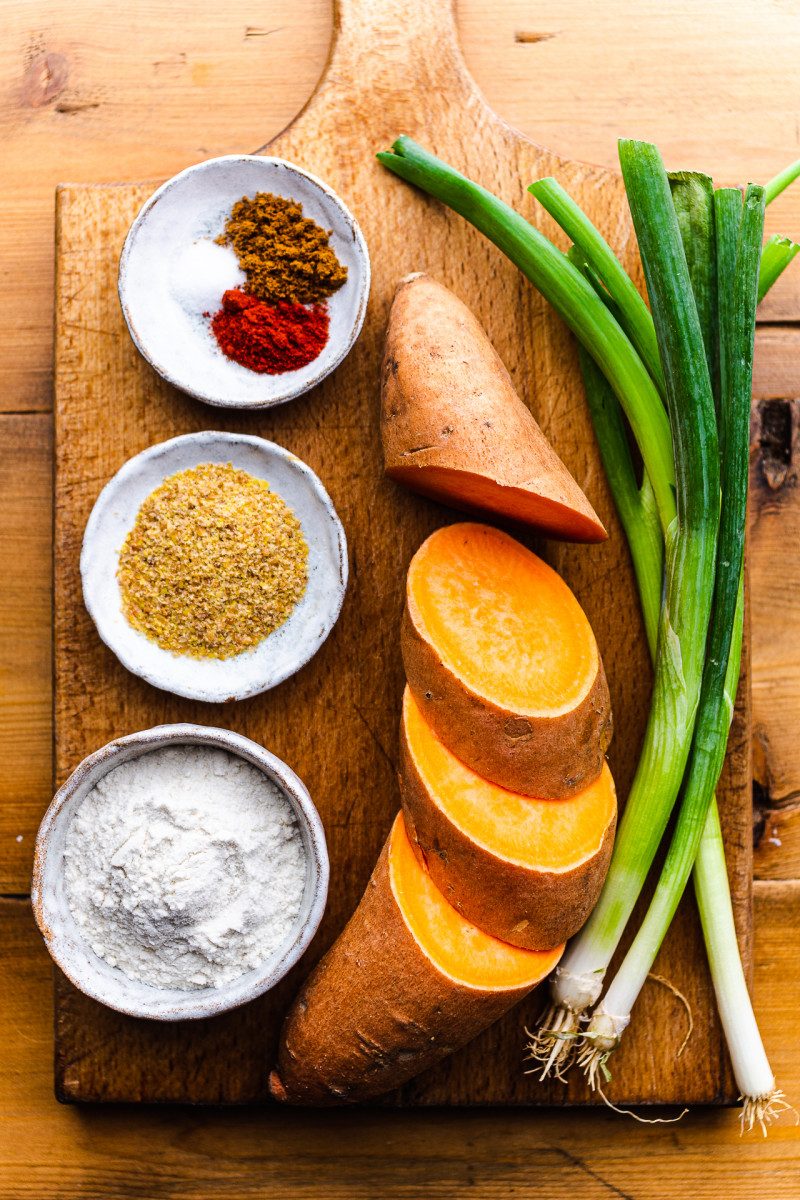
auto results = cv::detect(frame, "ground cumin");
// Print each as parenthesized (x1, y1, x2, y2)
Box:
(117, 462, 308, 659)
(217, 191, 348, 305)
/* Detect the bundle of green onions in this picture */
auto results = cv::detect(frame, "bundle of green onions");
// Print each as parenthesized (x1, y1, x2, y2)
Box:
(377, 135, 800, 1134)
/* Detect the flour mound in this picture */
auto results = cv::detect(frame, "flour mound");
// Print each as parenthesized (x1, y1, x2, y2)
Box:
(64, 745, 306, 991)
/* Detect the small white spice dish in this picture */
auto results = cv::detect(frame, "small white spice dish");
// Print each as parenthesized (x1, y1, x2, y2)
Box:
(80, 431, 348, 702)
(118, 154, 370, 408)
(31, 724, 329, 1021)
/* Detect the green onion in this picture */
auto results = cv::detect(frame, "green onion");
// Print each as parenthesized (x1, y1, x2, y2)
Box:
(579, 184, 764, 1088)
(716, 189, 746, 405)
(565, 246, 663, 658)
(694, 184, 790, 1133)
(668, 171, 719, 400)
(576, 346, 662, 662)
(694, 803, 792, 1133)
(758, 234, 800, 304)
(764, 157, 800, 205)
(528, 177, 665, 396)
(542, 140, 720, 1027)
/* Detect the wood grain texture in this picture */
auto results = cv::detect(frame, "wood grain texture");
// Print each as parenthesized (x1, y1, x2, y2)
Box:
(53, 0, 751, 1107)
(751, 398, 800, 807)
(750, 398, 800, 875)
(0, 0, 796, 1191)
(752, 329, 800, 399)
(0, 0, 331, 414)
(5, 0, 800, 419)
(3, 888, 799, 1199)
(459, 0, 800, 186)
(0, 415, 52, 892)
(0, 0, 798, 895)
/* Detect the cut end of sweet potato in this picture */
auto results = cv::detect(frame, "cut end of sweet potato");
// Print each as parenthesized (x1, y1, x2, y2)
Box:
(271, 813, 560, 1106)
(389, 813, 562, 988)
(386, 463, 608, 543)
(408, 523, 598, 717)
(403, 522, 612, 798)
(381, 273, 607, 543)
(402, 687, 616, 871)
(400, 688, 617, 949)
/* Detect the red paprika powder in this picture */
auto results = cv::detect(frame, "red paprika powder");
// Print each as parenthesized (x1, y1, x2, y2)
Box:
(211, 289, 329, 374)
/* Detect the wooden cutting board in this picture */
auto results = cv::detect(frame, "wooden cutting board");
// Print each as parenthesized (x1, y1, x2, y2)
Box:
(53, 0, 752, 1106)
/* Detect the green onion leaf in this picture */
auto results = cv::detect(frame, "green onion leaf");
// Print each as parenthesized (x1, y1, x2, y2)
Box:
(528, 177, 665, 397)
(668, 171, 718, 403)
(758, 234, 800, 304)
(764, 157, 800, 205)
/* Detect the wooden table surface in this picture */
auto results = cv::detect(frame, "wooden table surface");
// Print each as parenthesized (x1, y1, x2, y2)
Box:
(2, 1, 800, 1195)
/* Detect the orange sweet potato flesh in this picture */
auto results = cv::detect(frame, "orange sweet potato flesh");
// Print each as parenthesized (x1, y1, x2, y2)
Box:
(400, 688, 617, 950)
(269, 814, 561, 1105)
(403, 522, 613, 798)
(381, 273, 607, 543)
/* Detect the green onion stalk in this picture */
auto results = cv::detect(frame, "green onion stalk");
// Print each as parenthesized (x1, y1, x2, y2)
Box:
(531, 140, 720, 1048)
(577, 185, 771, 1117)
(758, 158, 800, 303)
(552, 174, 792, 1128)
(573, 179, 790, 1131)
(692, 181, 793, 1132)
(574, 342, 663, 663)
(694, 804, 794, 1133)
(528, 177, 665, 398)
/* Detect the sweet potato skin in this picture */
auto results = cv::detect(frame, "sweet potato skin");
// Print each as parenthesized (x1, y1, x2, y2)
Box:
(269, 827, 543, 1106)
(381, 273, 607, 543)
(399, 715, 617, 950)
(401, 599, 613, 799)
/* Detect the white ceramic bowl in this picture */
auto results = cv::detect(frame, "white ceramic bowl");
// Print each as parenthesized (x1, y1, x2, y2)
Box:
(81, 431, 348, 702)
(118, 154, 370, 408)
(31, 724, 329, 1021)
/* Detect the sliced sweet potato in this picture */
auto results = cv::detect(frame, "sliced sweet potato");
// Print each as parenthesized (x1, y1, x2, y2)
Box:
(399, 687, 617, 950)
(269, 813, 561, 1106)
(403, 522, 612, 798)
(381, 273, 606, 543)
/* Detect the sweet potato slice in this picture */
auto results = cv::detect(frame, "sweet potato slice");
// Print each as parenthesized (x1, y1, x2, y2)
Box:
(400, 688, 617, 950)
(403, 522, 612, 798)
(269, 814, 561, 1106)
(381, 273, 606, 543)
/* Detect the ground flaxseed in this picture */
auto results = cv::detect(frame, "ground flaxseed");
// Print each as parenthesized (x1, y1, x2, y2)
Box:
(117, 462, 308, 659)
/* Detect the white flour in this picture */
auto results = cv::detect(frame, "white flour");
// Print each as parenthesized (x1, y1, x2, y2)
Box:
(64, 745, 306, 991)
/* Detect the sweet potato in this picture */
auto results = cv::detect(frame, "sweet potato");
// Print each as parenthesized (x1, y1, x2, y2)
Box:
(399, 687, 617, 950)
(403, 522, 612, 798)
(381, 273, 606, 543)
(269, 814, 561, 1105)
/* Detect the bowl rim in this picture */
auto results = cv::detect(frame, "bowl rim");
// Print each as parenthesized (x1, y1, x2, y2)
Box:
(80, 430, 348, 703)
(117, 153, 371, 409)
(31, 723, 330, 1021)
